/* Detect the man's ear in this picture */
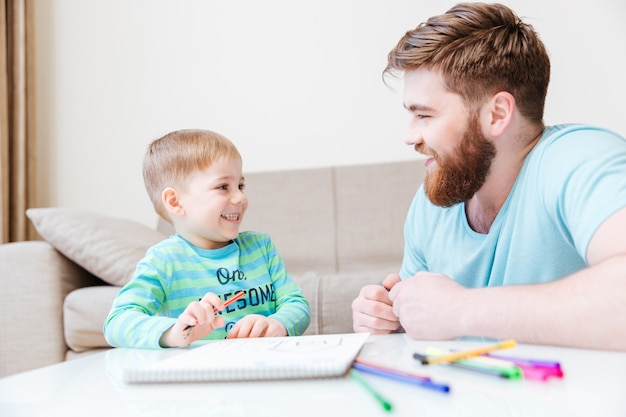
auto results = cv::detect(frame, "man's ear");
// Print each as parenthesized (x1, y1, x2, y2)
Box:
(484, 91, 515, 137)
(162, 187, 184, 217)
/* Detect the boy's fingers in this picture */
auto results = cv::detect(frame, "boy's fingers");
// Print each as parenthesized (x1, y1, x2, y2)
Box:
(199, 292, 225, 313)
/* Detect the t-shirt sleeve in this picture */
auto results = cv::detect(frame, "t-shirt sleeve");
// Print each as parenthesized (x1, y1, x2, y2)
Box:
(535, 126, 626, 262)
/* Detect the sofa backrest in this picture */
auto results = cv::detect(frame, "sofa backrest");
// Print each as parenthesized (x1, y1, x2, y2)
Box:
(242, 166, 335, 273)
(243, 160, 425, 274)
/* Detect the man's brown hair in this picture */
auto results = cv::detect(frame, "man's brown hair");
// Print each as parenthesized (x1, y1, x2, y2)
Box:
(385, 2, 550, 124)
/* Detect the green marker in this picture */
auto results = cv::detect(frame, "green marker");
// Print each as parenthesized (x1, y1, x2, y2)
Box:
(419, 346, 523, 379)
(350, 369, 393, 412)
(449, 358, 523, 379)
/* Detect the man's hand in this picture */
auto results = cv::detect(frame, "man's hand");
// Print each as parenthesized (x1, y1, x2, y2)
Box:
(352, 273, 402, 334)
(388, 272, 466, 340)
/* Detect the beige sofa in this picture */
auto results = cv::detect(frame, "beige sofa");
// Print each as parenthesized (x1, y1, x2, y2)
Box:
(0, 160, 425, 378)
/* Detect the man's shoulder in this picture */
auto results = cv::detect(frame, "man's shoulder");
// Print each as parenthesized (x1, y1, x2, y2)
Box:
(530, 124, 625, 166)
(541, 124, 624, 146)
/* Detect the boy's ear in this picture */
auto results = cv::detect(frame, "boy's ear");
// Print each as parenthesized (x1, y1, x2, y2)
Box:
(484, 91, 515, 137)
(162, 187, 185, 216)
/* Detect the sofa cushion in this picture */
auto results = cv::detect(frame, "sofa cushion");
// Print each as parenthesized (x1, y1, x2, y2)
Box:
(26, 207, 165, 286)
(296, 267, 394, 336)
(64, 285, 120, 352)
(334, 161, 423, 271)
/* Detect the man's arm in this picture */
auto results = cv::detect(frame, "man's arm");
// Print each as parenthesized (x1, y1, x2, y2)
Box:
(389, 206, 626, 350)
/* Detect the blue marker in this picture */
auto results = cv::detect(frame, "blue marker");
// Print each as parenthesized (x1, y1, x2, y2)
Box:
(353, 361, 451, 393)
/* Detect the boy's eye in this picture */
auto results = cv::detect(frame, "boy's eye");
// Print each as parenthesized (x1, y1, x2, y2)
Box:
(239, 183, 246, 191)
(218, 184, 228, 190)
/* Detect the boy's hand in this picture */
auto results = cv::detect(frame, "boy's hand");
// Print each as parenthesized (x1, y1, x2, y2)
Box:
(227, 314, 287, 338)
(159, 292, 226, 347)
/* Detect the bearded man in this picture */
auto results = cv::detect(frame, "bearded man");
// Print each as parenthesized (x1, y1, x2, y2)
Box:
(352, 2, 626, 350)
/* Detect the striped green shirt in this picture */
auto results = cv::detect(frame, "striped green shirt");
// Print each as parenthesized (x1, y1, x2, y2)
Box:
(104, 232, 311, 348)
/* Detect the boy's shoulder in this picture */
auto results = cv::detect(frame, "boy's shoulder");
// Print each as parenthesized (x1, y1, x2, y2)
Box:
(236, 230, 272, 246)
(145, 234, 188, 255)
(144, 232, 276, 255)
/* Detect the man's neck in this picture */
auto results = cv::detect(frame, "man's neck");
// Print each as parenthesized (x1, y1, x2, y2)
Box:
(465, 127, 544, 233)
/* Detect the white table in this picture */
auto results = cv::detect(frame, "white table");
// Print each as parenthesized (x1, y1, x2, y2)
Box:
(1, 334, 625, 416)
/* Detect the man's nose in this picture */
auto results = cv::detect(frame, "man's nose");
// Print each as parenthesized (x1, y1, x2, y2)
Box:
(405, 126, 424, 146)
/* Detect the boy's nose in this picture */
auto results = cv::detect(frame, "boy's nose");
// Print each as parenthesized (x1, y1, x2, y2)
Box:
(232, 190, 247, 205)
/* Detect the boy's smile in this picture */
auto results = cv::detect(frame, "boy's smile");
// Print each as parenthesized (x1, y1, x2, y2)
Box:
(221, 213, 241, 221)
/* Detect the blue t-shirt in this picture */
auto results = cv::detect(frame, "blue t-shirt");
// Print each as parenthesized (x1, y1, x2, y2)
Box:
(400, 124, 626, 287)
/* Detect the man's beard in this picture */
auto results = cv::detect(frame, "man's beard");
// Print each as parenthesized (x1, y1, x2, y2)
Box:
(421, 114, 496, 207)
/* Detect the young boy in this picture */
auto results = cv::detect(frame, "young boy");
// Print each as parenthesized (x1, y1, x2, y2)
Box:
(104, 129, 310, 348)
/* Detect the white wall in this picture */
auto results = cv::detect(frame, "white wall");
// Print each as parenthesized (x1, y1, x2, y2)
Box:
(34, 0, 626, 228)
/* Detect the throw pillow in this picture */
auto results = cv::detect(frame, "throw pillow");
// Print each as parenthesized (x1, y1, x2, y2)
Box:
(26, 207, 166, 286)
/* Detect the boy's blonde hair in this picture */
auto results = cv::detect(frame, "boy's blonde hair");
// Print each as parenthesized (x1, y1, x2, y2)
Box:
(143, 129, 242, 221)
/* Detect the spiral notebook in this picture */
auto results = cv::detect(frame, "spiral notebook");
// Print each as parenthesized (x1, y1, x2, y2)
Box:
(124, 332, 370, 383)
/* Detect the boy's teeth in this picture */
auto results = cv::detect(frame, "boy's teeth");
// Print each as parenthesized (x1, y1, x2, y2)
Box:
(222, 214, 239, 220)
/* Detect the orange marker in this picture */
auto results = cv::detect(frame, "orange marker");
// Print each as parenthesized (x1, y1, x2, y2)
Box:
(183, 291, 246, 331)
(415, 339, 517, 365)
(213, 290, 246, 313)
